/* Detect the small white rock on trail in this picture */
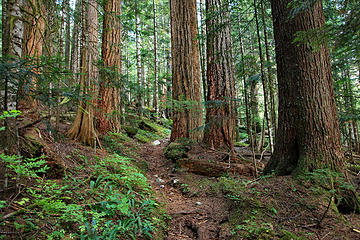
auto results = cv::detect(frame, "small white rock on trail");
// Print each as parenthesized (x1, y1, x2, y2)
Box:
(141, 139, 232, 240)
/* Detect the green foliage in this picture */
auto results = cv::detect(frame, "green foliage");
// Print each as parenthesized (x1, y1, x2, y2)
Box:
(163, 139, 193, 162)
(0, 154, 166, 239)
(231, 221, 275, 239)
(0, 201, 6, 209)
(0, 110, 21, 131)
(280, 230, 307, 240)
(0, 154, 49, 178)
(300, 168, 354, 195)
(299, 168, 359, 214)
(135, 120, 169, 143)
(0, 110, 21, 120)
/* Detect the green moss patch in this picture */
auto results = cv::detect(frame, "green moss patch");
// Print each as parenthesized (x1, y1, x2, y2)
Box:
(163, 138, 193, 162)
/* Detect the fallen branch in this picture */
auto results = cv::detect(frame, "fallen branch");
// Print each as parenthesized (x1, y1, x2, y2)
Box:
(19, 115, 50, 130)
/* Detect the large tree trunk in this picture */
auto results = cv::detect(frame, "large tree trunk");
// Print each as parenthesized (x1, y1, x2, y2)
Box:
(203, 0, 236, 151)
(97, 0, 121, 134)
(18, 0, 45, 119)
(22, 0, 45, 57)
(1, 0, 24, 155)
(170, 0, 203, 142)
(264, 0, 344, 175)
(67, 0, 99, 146)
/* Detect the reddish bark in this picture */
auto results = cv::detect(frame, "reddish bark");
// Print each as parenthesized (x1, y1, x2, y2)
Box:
(170, 0, 203, 142)
(97, 0, 122, 134)
(203, 0, 236, 151)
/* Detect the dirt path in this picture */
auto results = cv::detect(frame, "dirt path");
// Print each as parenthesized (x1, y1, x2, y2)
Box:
(141, 139, 232, 240)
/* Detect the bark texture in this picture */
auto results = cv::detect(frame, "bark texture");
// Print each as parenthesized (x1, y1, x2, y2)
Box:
(18, 0, 45, 118)
(1, 0, 24, 155)
(265, 0, 344, 175)
(135, 3, 142, 115)
(67, 0, 99, 146)
(203, 0, 236, 151)
(170, 0, 203, 142)
(22, 0, 44, 57)
(152, 0, 158, 113)
(97, 0, 122, 133)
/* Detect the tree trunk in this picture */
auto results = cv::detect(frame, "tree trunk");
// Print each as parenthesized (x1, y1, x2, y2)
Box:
(199, 0, 207, 101)
(56, 0, 66, 131)
(238, 17, 253, 150)
(353, 120, 360, 153)
(64, 0, 71, 69)
(254, 0, 272, 152)
(152, 0, 158, 114)
(67, 0, 99, 146)
(19, 0, 45, 119)
(260, 0, 277, 139)
(203, 0, 236, 151)
(135, 2, 142, 115)
(170, 0, 203, 142)
(22, 0, 45, 57)
(249, 79, 259, 148)
(264, 0, 345, 175)
(70, 0, 81, 75)
(97, 0, 122, 134)
(1, 0, 24, 155)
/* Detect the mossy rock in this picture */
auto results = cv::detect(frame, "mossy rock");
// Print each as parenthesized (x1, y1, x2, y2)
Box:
(123, 125, 139, 138)
(164, 138, 194, 162)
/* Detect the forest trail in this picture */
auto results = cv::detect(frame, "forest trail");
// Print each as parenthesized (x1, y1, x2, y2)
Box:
(141, 139, 232, 240)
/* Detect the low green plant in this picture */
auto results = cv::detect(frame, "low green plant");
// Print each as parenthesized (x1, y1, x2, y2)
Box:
(299, 168, 358, 218)
(1, 153, 166, 239)
(231, 221, 275, 239)
(0, 109, 21, 127)
(0, 154, 49, 179)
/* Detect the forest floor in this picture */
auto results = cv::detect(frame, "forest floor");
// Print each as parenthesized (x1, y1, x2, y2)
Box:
(1, 116, 360, 239)
(141, 139, 232, 239)
(141, 137, 360, 240)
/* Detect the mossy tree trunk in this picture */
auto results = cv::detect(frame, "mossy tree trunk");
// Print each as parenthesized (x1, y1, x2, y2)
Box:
(169, 0, 203, 142)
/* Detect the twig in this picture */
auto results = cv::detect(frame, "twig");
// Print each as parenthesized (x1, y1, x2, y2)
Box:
(320, 232, 331, 240)
(317, 195, 333, 227)
(2, 203, 37, 220)
(0, 232, 19, 235)
(259, 149, 267, 162)
(245, 177, 262, 187)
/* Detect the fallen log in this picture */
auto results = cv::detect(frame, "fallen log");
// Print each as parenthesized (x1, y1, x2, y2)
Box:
(178, 158, 260, 177)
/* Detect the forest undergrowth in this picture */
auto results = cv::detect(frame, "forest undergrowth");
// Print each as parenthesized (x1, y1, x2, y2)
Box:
(1, 115, 360, 239)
